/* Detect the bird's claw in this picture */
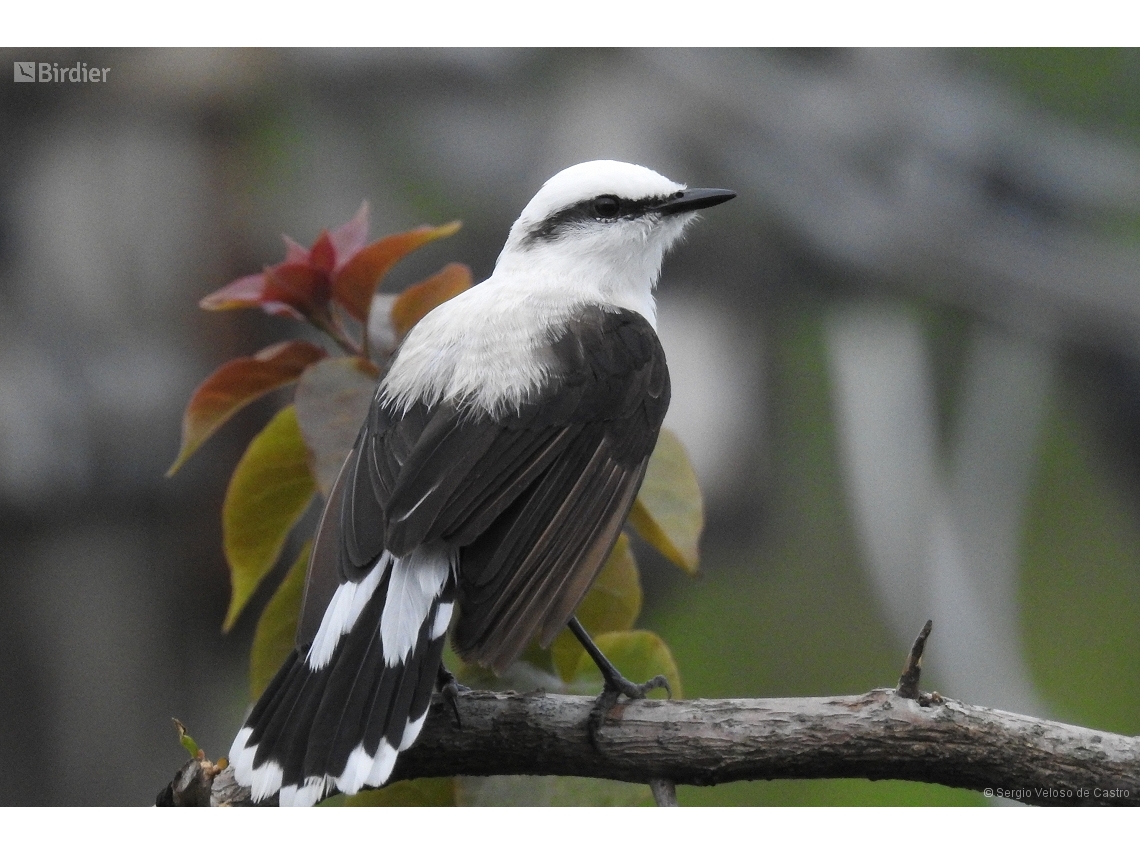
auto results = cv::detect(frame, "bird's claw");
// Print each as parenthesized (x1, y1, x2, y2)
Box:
(587, 673, 670, 744)
(608, 672, 670, 701)
(437, 664, 468, 728)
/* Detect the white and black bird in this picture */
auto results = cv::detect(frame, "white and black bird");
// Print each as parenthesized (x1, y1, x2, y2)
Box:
(229, 160, 735, 806)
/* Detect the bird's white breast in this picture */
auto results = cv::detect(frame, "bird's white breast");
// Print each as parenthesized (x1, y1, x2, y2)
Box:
(381, 275, 572, 415)
(380, 168, 687, 415)
(381, 257, 660, 417)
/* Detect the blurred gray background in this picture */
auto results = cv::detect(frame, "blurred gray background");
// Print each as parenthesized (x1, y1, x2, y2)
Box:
(1, 47, 1139, 805)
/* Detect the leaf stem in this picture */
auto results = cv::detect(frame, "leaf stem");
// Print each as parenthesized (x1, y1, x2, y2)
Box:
(309, 308, 362, 357)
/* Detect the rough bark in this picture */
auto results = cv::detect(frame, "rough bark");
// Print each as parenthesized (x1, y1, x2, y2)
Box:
(159, 687, 1140, 807)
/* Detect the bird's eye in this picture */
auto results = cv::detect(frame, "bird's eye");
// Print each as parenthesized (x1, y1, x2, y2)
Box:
(592, 195, 621, 219)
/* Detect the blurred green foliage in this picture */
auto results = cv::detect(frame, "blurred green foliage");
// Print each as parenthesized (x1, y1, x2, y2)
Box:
(644, 50, 1140, 805)
(973, 49, 1140, 137)
(971, 49, 1140, 239)
(1022, 393, 1140, 736)
(649, 297, 1140, 803)
(650, 309, 985, 805)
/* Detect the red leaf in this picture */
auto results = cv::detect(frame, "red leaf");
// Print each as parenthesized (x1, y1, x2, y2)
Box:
(200, 269, 305, 320)
(201, 210, 459, 326)
(283, 236, 309, 263)
(262, 262, 331, 317)
(200, 271, 287, 316)
(329, 201, 370, 264)
(167, 340, 327, 475)
(390, 263, 473, 341)
(333, 221, 462, 322)
(309, 231, 336, 274)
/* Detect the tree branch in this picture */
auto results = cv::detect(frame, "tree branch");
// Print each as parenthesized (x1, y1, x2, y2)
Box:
(160, 687, 1140, 807)
(896, 619, 933, 700)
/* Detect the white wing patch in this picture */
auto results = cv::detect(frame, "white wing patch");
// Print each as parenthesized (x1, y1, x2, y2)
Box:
(235, 543, 453, 804)
(249, 760, 283, 803)
(400, 711, 428, 751)
(279, 776, 331, 807)
(336, 745, 375, 796)
(366, 741, 400, 788)
(430, 600, 454, 640)
(381, 543, 455, 666)
(232, 726, 337, 806)
(307, 552, 391, 670)
(229, 726, 255, 784)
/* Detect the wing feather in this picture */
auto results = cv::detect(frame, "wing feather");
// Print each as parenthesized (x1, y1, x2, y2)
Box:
(453, 439, 647, 670)
(296, 306, 668, 675)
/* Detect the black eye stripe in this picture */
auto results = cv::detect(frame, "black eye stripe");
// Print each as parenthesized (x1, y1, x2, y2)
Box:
(524, 193, 678, 244)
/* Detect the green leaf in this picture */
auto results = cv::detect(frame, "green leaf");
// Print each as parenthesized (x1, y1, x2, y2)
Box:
(568, 629, 682, 699)
(629, 427, 704, 574)
(550, 533, 642, 682)
(345, 778, 457, 806)
(222, 405, 316, 631)
(293, 357, 380, 496)
(249, 540, 310, 699)
(167, 340, 326, 476)
(173, 719, 200, 758)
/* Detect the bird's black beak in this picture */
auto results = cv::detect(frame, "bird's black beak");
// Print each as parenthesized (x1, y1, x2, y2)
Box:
(653, 187, 736, 216)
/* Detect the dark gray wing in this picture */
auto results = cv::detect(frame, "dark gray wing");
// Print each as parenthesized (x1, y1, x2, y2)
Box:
(297, 306, 669, 672)
(453, 308, 669, 670)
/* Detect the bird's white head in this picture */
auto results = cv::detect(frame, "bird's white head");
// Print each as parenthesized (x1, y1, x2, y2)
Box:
(494, 160, 735, 322)
(382, 161, 732, 415)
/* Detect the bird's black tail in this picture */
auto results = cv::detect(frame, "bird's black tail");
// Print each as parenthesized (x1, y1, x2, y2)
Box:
(229, 548, 455, 806)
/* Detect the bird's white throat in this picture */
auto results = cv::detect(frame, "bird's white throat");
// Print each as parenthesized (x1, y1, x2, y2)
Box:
(381, 162, 698, 416)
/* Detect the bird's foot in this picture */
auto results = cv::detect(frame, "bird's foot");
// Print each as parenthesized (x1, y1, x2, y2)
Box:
(437, 663, 468, 727)
(566, 616, 671, 742)
(606, 671, 671, 702)
(587, 671, 671, 743)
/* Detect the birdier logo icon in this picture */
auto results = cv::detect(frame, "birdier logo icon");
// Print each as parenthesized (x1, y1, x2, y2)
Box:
(12, 61, 110, 83)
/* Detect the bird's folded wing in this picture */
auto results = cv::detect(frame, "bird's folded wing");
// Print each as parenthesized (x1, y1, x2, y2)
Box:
(297, 308, 668, 667)
(452, 430, 650, 671)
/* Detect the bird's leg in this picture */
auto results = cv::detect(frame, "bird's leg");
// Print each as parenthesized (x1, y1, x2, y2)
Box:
(568, 617, 670, 735)
(436, 662, 468, 727)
